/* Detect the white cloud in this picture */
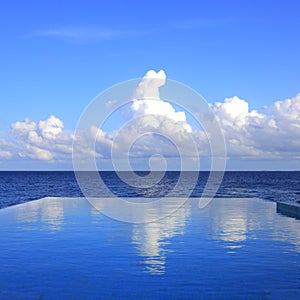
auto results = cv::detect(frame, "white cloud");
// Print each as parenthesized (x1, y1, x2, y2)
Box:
(131, 98, 189, 129)
(135, 70, 166, 99)
(9, 115, 72, 161)
(212, 96, 249, 126)
(1, 70, 300, 169)
(11, 117, 36, 134)
(104, 70, 198, 162)
(110, 115, 199, 159)
(211, 93, 300, 158)
(131, 70, 192, 133)
(27, 26, 137, 44)
(38, 115, 63, 140)
(0, 150, 12, 159)
(20, 145, 54, 161)
(0, 140, 15, 159)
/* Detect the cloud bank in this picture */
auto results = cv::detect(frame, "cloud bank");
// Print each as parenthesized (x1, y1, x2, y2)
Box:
(1, 70, 300, 169)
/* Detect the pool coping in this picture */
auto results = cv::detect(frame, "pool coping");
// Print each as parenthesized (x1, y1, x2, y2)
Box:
(276, 201, 300, 220)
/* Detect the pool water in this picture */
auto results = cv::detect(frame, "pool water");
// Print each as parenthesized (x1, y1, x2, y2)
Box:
(0, 197, 300, 299)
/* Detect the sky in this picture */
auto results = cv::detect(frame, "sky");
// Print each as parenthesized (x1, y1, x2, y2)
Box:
(1, 0, 300, 170)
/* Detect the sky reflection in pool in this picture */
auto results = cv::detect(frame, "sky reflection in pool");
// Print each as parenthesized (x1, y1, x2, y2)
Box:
(0, 197, 300, 299)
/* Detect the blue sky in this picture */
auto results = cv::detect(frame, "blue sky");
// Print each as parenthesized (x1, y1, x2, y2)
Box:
(1, 0, 300, 170)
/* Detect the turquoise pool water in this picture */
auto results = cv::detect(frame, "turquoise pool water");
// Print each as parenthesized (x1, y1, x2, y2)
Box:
(0, 197, 300, 299)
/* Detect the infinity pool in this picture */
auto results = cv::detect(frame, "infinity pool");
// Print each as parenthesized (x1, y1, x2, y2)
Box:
(0, 197, 300, 299)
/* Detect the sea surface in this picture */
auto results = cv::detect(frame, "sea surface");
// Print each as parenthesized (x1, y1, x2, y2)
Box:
(0, 171, 299, 209)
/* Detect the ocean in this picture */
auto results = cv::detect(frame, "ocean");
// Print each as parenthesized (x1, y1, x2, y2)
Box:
(1, 171, 299, 209)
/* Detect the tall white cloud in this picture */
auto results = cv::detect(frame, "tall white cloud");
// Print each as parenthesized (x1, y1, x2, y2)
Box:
(134, 70, 166, 99)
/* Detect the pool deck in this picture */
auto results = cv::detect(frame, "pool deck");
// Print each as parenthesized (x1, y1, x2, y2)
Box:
(276, 201, 300, 220)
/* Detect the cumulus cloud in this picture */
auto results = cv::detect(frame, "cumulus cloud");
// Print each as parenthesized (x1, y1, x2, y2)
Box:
(211, 93, 300, 158)
(38, 115, 64, 140)
(0, 149, 12, 159)
(111, 115, 198, 159)
(1, 69, 300, 169)
(106, 70, 198, 163)
(0, 140, 14, 159)
(10, 115, 72, 161)
(20, 145, 54, 161)
(11, 118, 36, 134)
(135, 70, 166, 99)
(131, 70, 192, 133)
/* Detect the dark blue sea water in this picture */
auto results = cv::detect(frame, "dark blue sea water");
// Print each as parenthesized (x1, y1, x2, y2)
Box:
(0, 171, 299, 209)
